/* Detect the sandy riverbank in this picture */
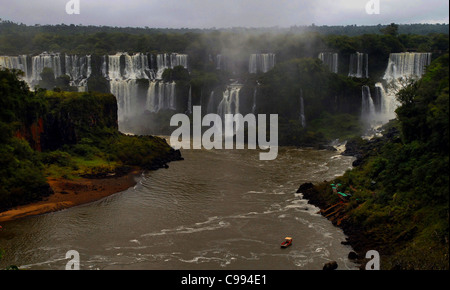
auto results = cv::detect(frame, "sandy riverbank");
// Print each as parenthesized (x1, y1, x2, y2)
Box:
(0, 169, 142, 223)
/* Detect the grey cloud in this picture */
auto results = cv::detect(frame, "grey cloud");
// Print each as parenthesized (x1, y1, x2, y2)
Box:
(0, 0, 448, 28)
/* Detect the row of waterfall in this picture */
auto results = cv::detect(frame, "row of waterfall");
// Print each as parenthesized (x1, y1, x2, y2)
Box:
(249, 53, 276, 74)
(0, 52, 188, 122)
(361, 52, 432, 128)
(0, 51, 187, 84)
(0, 52, 91, 91)
(318, 52, 339, 74)
(349, 52, 369, 78)
(212, 53, 276, 74)
(109, 79, 177, 121)
(318, 52, 369, 77)
(1, 51, 433, 134)
(105, 52, 187, 121)
(102, 52, 188, 81)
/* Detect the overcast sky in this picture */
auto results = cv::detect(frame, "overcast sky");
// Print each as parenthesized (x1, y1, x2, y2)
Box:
(0, 0, 448, 28)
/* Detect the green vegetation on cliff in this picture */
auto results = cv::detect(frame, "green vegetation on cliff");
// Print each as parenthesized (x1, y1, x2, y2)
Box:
(0, 68, 181, 212)
(309, 54, 449, 269)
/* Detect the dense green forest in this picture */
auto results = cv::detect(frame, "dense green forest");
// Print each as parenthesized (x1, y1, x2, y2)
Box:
(0, 20, 448, 55)
(0, 68, 181, 212)
(306, 54, 449, 269)
(0, 20, 448, 65)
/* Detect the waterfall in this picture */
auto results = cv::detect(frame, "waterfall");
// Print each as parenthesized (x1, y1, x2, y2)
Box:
(215, 54, 232, 72)
(156, 53, 188, 79)
(146, 81, 158, 112)
(1, 52, 187, 123)
(30, 52, 63, 84)
(100, 52, 186, 121)
(123, 53, 150, 79)
(2, 53, 90, 89)
(0, 55, 31, 83)
(0, 52, 64, 88)
(217, 84, 242, 137)
(64, 54, 91, 90)
(358, 52, 432, 130)
(110, 79, 139, 121)
(349, 52, 369, 78)
(218, 85, 241, 117)
(299, 89, 306, 128)
(101, 55, 108, 78)
(145, 81, 177, 113)
(105, 52, 188, 80)
(383, 52, 432, 81)
(249, 53, 276, 74)
(374, 82, 398, 120)
(108, 53, 123, 80)
(318, 52, 338, 73)
(361, 85, 376, 123)
(373, 52, 432, 125)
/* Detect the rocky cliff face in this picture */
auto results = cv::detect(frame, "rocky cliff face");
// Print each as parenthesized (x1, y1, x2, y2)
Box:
(16, 92, 118, 151)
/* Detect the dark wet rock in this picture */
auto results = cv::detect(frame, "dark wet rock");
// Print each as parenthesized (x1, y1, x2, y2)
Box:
(348, 251, 359, 260)
(323, 261, 338, 270)
(296, 182, 314, 193)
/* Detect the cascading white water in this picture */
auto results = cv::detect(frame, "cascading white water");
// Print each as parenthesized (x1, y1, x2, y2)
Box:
(123, 53, 150, 80)
(364, 52, 432, 126)
(249, 53, 276, 74)
(30, 52, 63, 85)
(101, 52, 185, 120)
(348, 52, 369, 78)
(218, 85, 241, 117)
(2, 53, 90, 90)
(383, 52, 432, 81)
(374, 82, 398, 120)
(217, 84, 242, 137)
(0, 55, 31, 85)
(361, 85, 376, 124)
(156, 53, 188, 79)
(110, 79, 139, 121)
(1, 52, 185, 116)
(107, 53, 123, 80)
(318, 52, 338, 74)
(145, 81, 177, 113)
(64, 54, 91, 90)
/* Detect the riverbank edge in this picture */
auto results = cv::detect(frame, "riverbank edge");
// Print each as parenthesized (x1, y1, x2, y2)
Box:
(298, 182, 373, 270)
(0, 149, 184, 223)
(0, 168, 142, 223)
